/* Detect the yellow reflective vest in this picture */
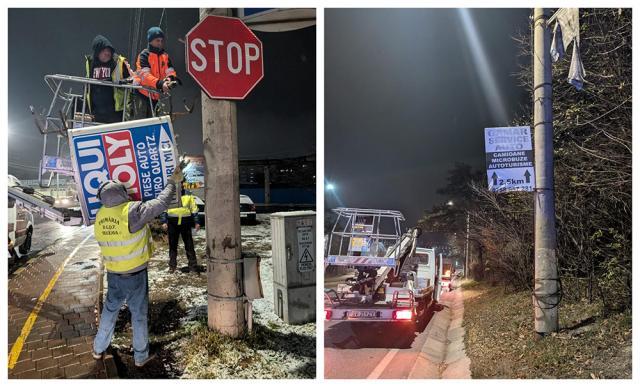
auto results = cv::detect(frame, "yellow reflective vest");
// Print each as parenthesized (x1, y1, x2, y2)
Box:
(84, 54, 127, 112)
(95, 202, 153, 273)
(167, 195, 198, 225)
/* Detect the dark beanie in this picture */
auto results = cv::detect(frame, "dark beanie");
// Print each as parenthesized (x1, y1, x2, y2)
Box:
(147, 27, 165, 42)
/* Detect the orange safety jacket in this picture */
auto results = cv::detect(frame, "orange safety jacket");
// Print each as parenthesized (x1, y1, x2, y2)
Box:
(135, 47, 177, 100)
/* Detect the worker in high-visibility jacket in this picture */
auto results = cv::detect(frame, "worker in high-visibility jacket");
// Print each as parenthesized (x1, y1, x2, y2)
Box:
(161, 186, 200, 273)
(84, 35, 131, 123)
(91, 164, 184, 368)
(131, 26, 179, 119)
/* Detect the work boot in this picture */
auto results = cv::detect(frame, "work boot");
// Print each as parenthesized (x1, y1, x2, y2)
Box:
(168, 266, 176, 273)
(135, 353, 157, 368)
(92, 350, 103, 360)
(189, 266, 200, 275)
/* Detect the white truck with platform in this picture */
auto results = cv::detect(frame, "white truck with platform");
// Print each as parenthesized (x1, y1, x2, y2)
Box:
(324, 208, 443, 330)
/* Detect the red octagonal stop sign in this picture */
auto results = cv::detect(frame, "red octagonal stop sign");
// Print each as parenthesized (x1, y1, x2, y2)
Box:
(186, 15, 264, 100)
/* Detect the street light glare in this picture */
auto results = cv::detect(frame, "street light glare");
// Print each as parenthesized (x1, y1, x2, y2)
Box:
(326, 183, 336, 191)
(447, 200, 454, 206)
(457, 8, 509, 124)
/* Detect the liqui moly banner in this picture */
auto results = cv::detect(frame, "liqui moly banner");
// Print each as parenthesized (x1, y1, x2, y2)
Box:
(68, 116, 180, 225)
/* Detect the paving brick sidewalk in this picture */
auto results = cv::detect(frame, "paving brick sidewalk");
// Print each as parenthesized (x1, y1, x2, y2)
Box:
(8, 226, 115, 379)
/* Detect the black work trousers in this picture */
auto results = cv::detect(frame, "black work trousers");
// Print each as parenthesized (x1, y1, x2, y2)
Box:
(167, 217, 197, 270)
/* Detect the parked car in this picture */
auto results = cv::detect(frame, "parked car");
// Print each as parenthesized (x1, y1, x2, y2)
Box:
(240, 194, 257, 224)
(193, 194, 257, 227)
(8, 196, 34, 260)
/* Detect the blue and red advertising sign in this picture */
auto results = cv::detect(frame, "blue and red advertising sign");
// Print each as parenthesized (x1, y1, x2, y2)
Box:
(41, 155, 74, 176)
(68, 116, 179, 225)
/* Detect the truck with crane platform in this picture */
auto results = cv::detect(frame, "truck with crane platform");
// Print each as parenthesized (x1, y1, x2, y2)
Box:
(8, 74, 162, 229)
(324, 207, 444, 330)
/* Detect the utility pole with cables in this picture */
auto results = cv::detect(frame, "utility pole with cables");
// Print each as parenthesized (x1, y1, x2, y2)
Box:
(200, 7, 246, 338)
(532, 8, 559, 335)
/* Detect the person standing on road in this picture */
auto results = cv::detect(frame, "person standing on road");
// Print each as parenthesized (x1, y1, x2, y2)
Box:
(91, 164, 183, 367)
(84, 35, 131, 123)
(161, 185, 200, 273)
(132, 27, 179, 119)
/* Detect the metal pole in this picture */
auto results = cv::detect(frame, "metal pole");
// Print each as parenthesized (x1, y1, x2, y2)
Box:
(532, 8, 559, 335)
(465, 212, 469, 278)
(148, 94, 155, 118)
(263, 165, 271, 206)
(201, 7, 246, 338)
(55, 135, 61, 199)
(80, 84, 87, 127)
(39, 134, 47, 187)
(123, 89, 129, 121)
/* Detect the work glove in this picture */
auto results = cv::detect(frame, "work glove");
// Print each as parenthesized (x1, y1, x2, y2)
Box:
(169, 163, 184, 183)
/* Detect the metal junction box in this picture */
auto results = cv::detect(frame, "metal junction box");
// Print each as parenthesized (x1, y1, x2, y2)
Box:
(271, 210, 316, 324)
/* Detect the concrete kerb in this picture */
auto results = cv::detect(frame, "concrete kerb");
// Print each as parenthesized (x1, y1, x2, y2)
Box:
(410, 289, 471, 379)
(441, 356, 472, 379)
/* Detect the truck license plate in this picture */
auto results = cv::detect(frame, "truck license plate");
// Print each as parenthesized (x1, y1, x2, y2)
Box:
(349, 310, 377, 319)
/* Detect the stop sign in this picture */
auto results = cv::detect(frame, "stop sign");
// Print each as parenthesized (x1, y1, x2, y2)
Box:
(186, 15, 264, 100)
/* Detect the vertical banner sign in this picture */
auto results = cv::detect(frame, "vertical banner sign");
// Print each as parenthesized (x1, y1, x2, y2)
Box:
(296, 218, 314, 273)
(68, 116, 179, 225)
(484, 126, 536, 192)
(182, 155, 206, 189)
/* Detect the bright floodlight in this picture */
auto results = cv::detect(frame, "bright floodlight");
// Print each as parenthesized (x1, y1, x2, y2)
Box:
(326, 183, 336, 191)
(447, 200, 454, 206)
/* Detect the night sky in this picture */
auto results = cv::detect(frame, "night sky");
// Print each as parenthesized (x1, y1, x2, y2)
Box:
(7, 8, 315, 178)
(325, 8, 530, 225)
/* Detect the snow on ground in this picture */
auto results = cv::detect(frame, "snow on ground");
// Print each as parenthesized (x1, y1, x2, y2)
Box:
(111, 214, 315, 378)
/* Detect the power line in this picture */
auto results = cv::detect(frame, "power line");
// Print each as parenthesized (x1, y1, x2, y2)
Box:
(159, 8, 166, 29)
(8, 162, 39, 170)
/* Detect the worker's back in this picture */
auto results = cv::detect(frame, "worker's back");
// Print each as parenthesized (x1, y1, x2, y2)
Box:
(94, 180, 159, 274)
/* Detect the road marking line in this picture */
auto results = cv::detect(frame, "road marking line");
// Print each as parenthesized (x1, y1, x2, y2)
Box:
(8, 233, 93, 369)
(367, 348, 399, 379)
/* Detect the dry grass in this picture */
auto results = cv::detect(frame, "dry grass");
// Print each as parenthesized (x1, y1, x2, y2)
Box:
(462, 281, 631, 379)
(174, 317, 316, 379)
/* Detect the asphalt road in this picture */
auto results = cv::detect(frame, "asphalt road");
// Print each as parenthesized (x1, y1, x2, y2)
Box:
(324, 298, 439, 379)
(10, 217, 86, 273)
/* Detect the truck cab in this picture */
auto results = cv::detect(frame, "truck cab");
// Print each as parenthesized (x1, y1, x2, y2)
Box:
(440, 262, 453, 293)
(8, 176, 35, 260)
(8, 196, 34, 260)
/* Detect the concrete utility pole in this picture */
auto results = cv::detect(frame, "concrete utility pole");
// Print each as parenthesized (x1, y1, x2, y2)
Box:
(201, 7, 246, 337)
(532, 8, 559, 335)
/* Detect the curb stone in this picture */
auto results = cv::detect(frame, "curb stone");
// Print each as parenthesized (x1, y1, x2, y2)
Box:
(409, 288, 471, 379)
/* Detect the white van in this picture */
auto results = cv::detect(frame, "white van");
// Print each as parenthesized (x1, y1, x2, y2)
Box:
(193, 194, 257, 226)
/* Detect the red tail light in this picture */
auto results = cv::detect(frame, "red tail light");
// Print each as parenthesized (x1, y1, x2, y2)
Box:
(392, 309, 413, 320)
(251, 204, 256, 211)
(325, 310, 332, 320)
